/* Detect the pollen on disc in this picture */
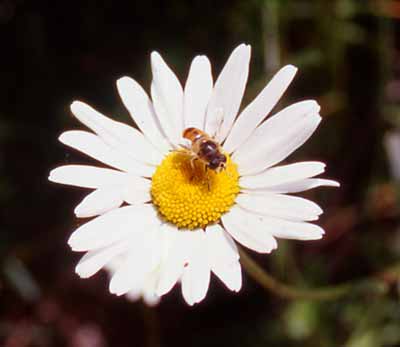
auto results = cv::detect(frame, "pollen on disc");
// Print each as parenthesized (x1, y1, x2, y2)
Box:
(151, 152, 240, 229)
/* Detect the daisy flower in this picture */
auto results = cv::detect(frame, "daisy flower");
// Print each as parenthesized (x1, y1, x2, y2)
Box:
(49, 43, 339, 305)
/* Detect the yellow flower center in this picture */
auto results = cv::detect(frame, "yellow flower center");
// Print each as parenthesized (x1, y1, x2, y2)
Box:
(151, 151, 240, 230)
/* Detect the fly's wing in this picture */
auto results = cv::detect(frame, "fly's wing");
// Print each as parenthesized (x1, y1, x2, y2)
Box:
(207, 107, 224, 139)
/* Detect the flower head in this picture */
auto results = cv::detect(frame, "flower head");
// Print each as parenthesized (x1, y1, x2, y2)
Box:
(49, 44, 339, 305)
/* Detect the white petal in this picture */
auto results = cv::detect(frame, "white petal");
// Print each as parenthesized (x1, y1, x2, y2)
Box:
(122, 176, 151, 205)
(234, 100, 318, 156)
(221, 206, 278, 253)
(116, 77, 171, 154)
(151, 52, 184, 146)
(236, 193, 322, 222)
(75, 241, 130, 278)
(224, 65, 297, 153)
(240, 161, 326, 190)
(205, 224, 239, 262)
(232, 206, 324, 240)
(234, 103, 321, 175)
(205, 225, 242, 292)
(212, 261, 242, 293)
(125, 289, 142, 302)
(59, 130, 153, 176)
(250, 178, 340, 194)
(142, 291, 161, 306)
(109, 231, 160, 296)
(141, 271, 161, 306)
(106, 255, 150, 302)
(74, 187, 123, 218)
(156, 225, 191, 296)
(183, 55, 213, 130)
(104, 254, 124, 272)
(148, 227, 166, 270)
(105, 247, 161, 305)
(70, 101, 163, 166)
(49, 165, 127, 189)
(253, 213, 325, 240)
(68, 204, 159, 251)
(181, 231, 210, 305)
(205, 44, 251, 141)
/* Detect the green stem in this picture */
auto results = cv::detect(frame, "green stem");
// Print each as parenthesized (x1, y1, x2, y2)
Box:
(239, 247, 389, 301)
(262, 0, 280, 75)
(141, 303, 160, 347)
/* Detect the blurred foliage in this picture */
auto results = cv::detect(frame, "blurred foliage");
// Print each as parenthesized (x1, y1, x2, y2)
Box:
(2, 0, 400, 346)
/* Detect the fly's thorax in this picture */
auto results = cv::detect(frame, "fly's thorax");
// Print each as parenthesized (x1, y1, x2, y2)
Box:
(198, 140, 218, 160)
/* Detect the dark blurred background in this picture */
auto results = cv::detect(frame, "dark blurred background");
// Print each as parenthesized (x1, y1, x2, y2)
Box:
(2, 0, 400, 346)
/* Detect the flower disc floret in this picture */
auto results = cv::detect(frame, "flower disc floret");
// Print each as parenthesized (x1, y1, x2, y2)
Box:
(151, 152, 240, 229)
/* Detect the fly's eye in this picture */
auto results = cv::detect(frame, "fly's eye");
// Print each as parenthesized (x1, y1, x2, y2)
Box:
(220, 155, 227, 163)
(209, 158, 221, 169)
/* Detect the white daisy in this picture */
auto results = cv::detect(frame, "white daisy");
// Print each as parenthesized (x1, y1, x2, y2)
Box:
(49, 43, 339, 306)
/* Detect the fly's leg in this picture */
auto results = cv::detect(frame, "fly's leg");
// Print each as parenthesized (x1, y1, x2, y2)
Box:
(189, 157, 196, 181)
(188, 154, 200, 181)
(190, 155, 198, 171)
(174, 147, 198, 181)
(204, 165, 211, 191)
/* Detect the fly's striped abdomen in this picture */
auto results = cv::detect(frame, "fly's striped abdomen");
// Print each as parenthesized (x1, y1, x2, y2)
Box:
(183, 127, 203, 142)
